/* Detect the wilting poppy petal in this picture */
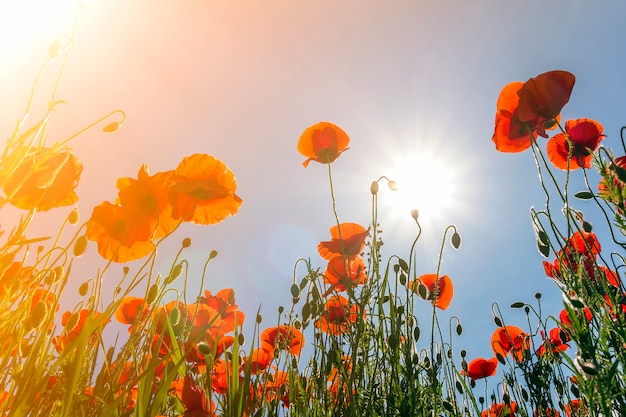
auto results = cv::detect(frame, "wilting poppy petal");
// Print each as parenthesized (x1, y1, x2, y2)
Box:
(463, 357, 498, 380)
(297, 122, 350, 167)
(2, 147, 82, 211)
(517, 70, 575, 122)
(169, 154, 242, 225)
(547, 118, 605, 170)
(317, 223, 369, 260)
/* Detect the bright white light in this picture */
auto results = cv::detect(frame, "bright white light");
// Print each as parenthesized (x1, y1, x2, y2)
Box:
(382, 153, 456, 225)
(0, 1, 81, 62)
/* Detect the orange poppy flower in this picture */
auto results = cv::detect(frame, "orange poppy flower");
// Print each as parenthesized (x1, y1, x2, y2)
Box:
(297, 121, 350, 167)
(52, 309, 108, 353)
(408, 274, 454, 310)
(181, 375, 215, 416)
(462, 357, 498, 380)
(2, 147, 82, 211)
(490, 325, 529, 362)
(168, 154, 242, 225)
(198, 288, 245, 336)
(263, 370, 291, 407)
(315, 295, 361, 335)
(517, 70, 575, 123)
(242, 347, 274, 374)
(115, 296, 149, 325)
(86, 165, 175, 263)
(547, 118, 605, 170)
(323, 255, 367, 293)
(482, 401, 517, 417)
(492, 82, 539, 152)
(317, 222, 369, 260)
(261, 325, 304, 356)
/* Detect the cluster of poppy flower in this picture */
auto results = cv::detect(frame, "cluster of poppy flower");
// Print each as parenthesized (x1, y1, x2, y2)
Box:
(298, 122, 456, 337)
(86, 153, 242, 263)
(112, 289, 304, 414)
(492, 70, 605, 171)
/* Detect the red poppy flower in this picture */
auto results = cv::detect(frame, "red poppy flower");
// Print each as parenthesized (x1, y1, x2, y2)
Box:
(242, 347, 274, 374)
(559, 307, 592, 328)
(261, 325, 304, 356)
(543, 231, 605, 284)
(2, 147, 83, 211)
(181, 375, 216, 416)
(492, 70, 574, 153)
(463, 357, 498, 380)
(115, 296, 149, 325)
(517, 70, 575, 123)
(482, 402, 518, 417)
(317, 223, 369, 260)
(263, 371, 291, 407)
(492, 82, 539, 152)
(408, 274, 454, 310)
(536, 328, 569, 357)
(547, 118, 605, 170)
(168, 154, 242, 225)
(323, 255, 367, 293)
(490, 325, 529, 362)
(564, 399, 586, 417)
(315, 295, 361, 335)
(297, 121, 350, 167)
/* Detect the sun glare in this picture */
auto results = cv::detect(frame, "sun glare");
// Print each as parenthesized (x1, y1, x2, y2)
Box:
(381, 153, 456, 225)
(0, 1, 81, 62)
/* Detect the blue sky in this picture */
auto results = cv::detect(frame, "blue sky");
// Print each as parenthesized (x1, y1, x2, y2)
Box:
(3, 0, 626, 365)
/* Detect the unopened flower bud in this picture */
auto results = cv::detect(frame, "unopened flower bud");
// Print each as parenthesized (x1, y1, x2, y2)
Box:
(370, 181, 379, 195)
(387, 180, 398, 191)
(410, 209, 419, 221)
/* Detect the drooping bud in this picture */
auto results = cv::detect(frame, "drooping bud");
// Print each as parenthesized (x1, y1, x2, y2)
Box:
(370, 181, 379, 195)
(410, 209, 419, 221)
(387, 180, 398, 191)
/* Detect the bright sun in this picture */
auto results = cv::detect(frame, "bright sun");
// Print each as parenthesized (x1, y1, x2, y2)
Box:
(381, 153, 456, 225)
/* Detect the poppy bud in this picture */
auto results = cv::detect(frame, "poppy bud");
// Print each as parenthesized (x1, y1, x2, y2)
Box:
(387, 180, 398, 191)
(410, 209, 419, 221)
(370, 181, 379, 195)
(67, 207, 79, 225)
(182, 237, 192, 248)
